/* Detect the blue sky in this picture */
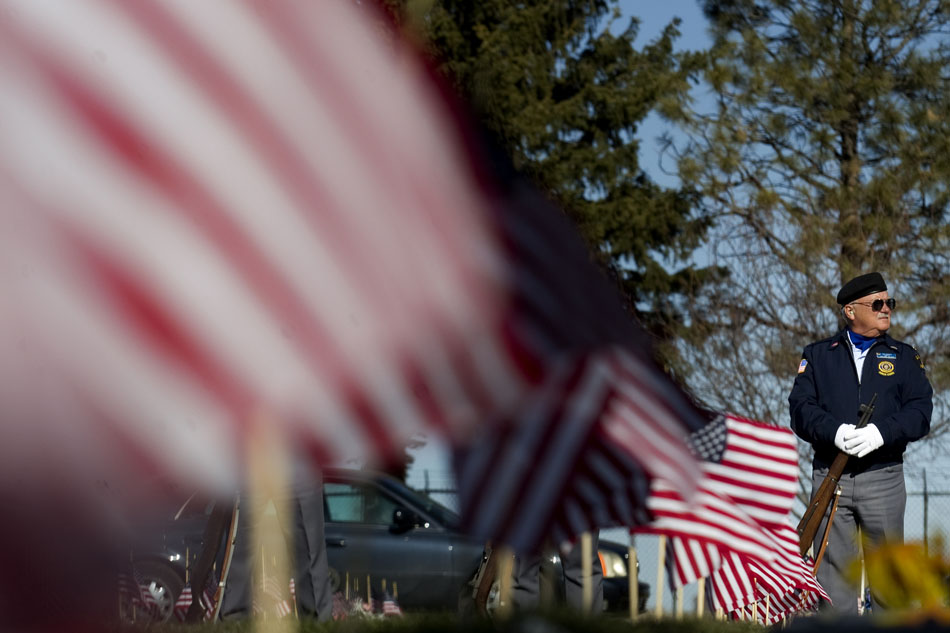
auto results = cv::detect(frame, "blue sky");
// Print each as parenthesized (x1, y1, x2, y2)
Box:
(619, 1, 712, 186)
(619, 0, 709, 51)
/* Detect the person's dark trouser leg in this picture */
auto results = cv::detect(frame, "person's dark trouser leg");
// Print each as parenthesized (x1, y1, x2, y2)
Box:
(219, 496, 262, 620)
(813, 468, 860, 615)
(562, 534, 603, 614)
(283, 475, 333, 621)
(511, 554, 542, 610)
(853, 465, 905, 611)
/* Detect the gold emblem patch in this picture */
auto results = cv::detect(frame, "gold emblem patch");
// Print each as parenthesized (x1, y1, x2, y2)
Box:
(878, 361, 895, 376)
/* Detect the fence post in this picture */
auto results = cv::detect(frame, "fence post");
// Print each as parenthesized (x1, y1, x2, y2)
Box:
(923, 468, 929, 555)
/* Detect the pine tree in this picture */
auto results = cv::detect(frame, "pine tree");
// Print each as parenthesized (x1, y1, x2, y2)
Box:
(670, 0, 950, 462)
(388, 0, 718, 338)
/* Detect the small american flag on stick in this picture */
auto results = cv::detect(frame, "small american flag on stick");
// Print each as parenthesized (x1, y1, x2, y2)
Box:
(649, 415, 827, 617)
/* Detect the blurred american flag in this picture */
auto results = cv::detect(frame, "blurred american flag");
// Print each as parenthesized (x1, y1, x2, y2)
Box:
(0, 0, 708, 625)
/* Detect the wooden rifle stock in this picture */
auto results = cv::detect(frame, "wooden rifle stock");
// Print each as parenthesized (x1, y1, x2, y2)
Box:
(796, 393, 877, 557)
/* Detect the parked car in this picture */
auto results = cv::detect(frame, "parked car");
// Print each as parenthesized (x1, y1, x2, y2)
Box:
(127, 468, 648, 620)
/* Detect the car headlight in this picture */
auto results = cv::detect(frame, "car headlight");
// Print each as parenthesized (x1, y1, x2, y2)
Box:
(598, 549, 627, 578)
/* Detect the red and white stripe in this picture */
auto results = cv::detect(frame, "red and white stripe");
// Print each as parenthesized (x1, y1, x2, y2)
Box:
(173, 581, 216, 622)
(651, 415, 827, 617)
(382, 598, 403, 617)
(731, 587, 820, 625)
(641, 417, 789, 575)
(457, 348, 706, 550)
(0, 0, 514, 497)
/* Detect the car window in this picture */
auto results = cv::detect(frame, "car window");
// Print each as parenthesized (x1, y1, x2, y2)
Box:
(324, 481, 400, 526)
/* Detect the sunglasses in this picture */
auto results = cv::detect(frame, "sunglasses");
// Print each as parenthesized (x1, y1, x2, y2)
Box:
(851, 297, 896, 312)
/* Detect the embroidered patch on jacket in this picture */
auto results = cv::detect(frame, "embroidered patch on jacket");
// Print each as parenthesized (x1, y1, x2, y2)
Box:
(878, 360, 895, 376)
(798, 359, 808, 374)
(876, 352, 897, 360)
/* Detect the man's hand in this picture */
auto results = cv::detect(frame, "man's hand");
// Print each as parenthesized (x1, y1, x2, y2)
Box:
(843, 424, 884, 458)
(834, 424, 856, 452)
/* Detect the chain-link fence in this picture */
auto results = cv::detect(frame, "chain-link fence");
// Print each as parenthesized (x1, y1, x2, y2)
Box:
(904, 465, 950, 550)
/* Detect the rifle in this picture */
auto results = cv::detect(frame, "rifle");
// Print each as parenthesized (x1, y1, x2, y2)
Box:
(796, 393, 877, 557)
(471, 543, 500, 616)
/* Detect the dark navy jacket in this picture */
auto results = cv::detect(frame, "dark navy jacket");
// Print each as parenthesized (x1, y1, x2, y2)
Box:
(789, 328, 932, 473)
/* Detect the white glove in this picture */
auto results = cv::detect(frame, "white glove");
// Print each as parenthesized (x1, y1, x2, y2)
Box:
(834, 424, 856, 452)
(843, 424, 884, 458)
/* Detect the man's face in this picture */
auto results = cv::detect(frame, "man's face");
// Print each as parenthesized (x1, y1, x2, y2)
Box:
(847, 290, 892, 337)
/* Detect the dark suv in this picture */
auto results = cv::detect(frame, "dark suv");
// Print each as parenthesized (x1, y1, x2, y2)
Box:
(129, 468, 648, 620)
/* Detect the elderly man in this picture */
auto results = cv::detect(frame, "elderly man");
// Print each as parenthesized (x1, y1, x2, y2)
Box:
(789, 272, 932, 613)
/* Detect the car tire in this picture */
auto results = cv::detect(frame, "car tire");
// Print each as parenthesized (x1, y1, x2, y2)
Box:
(124, 560, 185, 623)
(327, 566, 342, 593)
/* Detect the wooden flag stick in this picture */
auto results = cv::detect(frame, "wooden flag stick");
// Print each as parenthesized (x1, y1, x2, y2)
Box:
(581, 532, 593, 614)
(496, 547, 515, 620)
(248, 411, 293, 633)
(675, 586, 683, 619)
(859, 548, 867, 614)
(696, 578, 705, 617)
(655, 535, 666, 619)
(628, 536, 638, 621)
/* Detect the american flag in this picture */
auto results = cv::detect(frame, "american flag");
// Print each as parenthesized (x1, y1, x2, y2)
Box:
(713, 526, 827, 620)
(0, 1, 706, 621)
(174, 586, 192, 622)
(260, 573, 293, 618)
(652, 415, 826, 617)
(381, 592, 403, 617)
(117, 567, 159, 622)
(731, 586, 820, 625)
(458, 348, 707, 550)
(639, 415, 798, 566)
(173, 580, 216, 622)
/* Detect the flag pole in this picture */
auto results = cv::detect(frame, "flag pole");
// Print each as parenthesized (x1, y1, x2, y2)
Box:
(496, 547, 515, 619)
(581, 532, 593, 613)
(247, 410, 293, 633)
(696, 577, 705, 617)
(859, 537, 866, 615)
(628, 534, 638, 621)
(655, 535, 666, 619)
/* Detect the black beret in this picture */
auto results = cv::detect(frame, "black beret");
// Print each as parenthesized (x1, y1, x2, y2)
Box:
(837, 272, 887, 305)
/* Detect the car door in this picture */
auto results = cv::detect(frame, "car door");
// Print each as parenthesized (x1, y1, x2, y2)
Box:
(323, 477, 458, 609)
